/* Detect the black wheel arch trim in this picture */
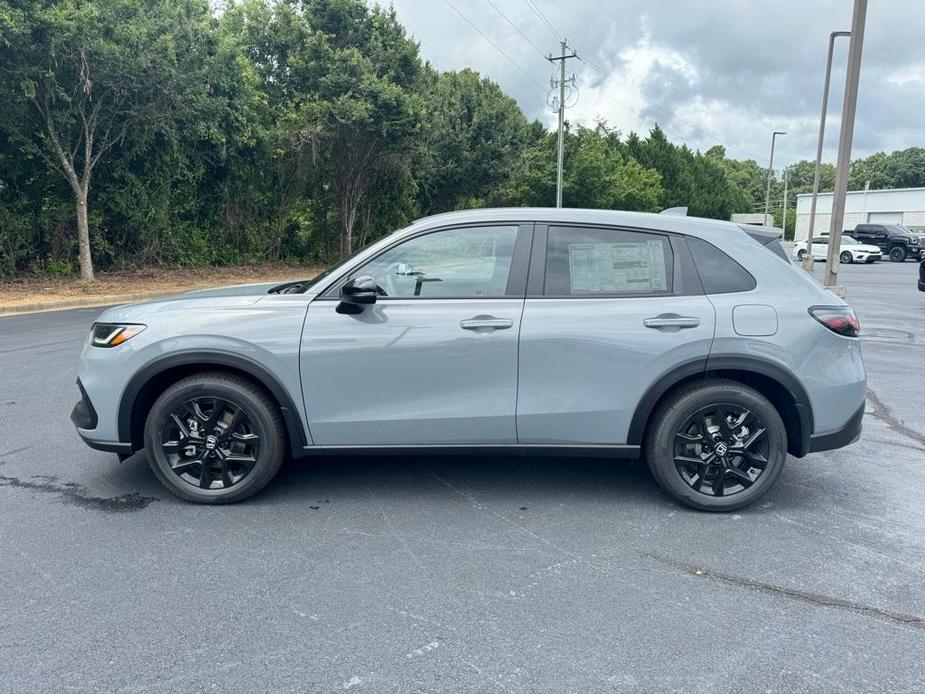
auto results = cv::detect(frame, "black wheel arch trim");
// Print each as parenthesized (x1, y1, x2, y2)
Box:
(627, 354, 815, 457)
(117, 350, 308, 458)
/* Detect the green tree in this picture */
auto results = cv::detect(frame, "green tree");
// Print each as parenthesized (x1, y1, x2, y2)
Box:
(276, 0, 424, 255)
(495, 124, 662, 212)
(0, 0, 227, 279)
(848, 148, 925, 190)
(417, 68, 531, 213)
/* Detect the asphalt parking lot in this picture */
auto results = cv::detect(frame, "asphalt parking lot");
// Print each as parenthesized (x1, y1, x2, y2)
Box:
(2, 259, 925, 693)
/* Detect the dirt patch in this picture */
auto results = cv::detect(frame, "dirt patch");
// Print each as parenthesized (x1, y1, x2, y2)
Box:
(0, 264, 324, 311)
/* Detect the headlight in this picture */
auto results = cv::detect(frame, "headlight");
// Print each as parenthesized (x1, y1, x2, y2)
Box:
(91, 323, 146, 348)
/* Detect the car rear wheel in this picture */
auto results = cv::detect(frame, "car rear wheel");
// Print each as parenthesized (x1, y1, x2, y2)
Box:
(143, 372, 286, 504)
(889, 247, 905, 262)
(840, 251, 853, 264)
(644, 380, 787, 512)
(796, 249, 807, 261)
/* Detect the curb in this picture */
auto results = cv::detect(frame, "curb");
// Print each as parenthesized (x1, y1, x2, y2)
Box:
(0, 289, 183, 318)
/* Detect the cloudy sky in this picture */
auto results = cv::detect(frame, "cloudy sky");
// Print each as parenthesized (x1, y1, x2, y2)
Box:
(385, 0, 925, 168)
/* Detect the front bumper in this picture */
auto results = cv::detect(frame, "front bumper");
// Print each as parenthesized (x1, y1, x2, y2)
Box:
(808, 403, 864, 453)
(71, 378, 133, 454)
(70, 379, 98, 429)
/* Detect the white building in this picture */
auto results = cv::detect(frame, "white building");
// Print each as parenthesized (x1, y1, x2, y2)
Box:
(794, 186, 925, 241)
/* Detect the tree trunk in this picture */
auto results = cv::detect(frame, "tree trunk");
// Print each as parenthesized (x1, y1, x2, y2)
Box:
(340, 191, 358, 257)
(75, 193, 94, 281)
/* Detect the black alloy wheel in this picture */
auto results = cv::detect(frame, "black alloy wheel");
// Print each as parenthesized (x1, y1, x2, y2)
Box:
(673, 403, 769, 498)
(144, 372, 285, 504)
(161, 396, 260, 490)
(645, 380, 787, 512)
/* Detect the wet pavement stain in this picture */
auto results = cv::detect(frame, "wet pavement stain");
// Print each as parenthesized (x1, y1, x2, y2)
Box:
(648, 553, 925, 631)
(0, 473, 157, 512)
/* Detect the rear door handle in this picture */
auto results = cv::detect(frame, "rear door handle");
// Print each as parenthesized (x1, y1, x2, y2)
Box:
(460, 316, 514, 331)
(643, 314, 700, 330)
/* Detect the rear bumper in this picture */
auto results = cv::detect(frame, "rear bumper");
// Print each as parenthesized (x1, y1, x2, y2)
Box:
(808, 403, 864, 453)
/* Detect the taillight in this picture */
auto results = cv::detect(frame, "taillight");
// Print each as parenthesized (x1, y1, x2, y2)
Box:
(809, 306, 860, 337)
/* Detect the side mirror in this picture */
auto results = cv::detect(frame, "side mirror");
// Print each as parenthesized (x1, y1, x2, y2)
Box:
(337, 275, 378, 313)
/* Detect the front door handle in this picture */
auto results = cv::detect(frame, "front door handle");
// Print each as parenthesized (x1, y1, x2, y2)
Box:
(460, 315, 514, 331)
(643, 314, 700, 330)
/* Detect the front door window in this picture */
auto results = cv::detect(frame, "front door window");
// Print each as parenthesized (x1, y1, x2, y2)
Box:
(350, 226, 518, 298)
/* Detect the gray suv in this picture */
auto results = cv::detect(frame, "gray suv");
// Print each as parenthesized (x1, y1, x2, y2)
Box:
(72, 209, 866, 511)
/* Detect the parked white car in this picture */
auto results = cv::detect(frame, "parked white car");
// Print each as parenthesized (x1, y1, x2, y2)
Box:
(794, 235, 882, 264)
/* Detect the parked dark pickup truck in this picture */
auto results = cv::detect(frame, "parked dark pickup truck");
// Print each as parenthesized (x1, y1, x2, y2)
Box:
(852, 224, 923, 262)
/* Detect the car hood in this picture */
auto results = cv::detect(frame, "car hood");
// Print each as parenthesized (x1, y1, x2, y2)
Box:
(93, 280, 304, 324)
(854, 244, 881, 253)
(180, 281, 291, 298)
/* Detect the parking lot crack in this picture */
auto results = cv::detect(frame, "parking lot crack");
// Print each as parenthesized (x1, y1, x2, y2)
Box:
(646, 553, 925, 632)
(866, 388, 925, 448)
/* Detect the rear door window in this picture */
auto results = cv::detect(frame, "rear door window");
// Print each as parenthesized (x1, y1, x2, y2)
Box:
(544, 226, 673, 296)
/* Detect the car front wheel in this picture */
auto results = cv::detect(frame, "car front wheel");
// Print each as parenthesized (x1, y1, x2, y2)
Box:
(143, 372, 286, 504)
(840, 251, 853, 264)
(644, 380, 787, 512)
(796, 249, 807, 261)
(889, 247, 905, 262)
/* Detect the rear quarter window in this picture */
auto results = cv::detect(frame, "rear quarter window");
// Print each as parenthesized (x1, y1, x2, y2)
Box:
(687, 237, 757, 294)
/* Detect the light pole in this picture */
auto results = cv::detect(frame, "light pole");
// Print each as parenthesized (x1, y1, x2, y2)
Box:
(781, 166, 789, 237)
(804, 30, 850, 271)
(764, 131, 786, 226)
(824, 0, 867, 291)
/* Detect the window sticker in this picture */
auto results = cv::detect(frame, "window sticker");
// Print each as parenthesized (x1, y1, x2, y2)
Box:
(567, 240, 667, 293)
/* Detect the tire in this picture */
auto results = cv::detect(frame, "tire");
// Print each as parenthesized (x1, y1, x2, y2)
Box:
(840, 251, 853, 264)
(143, 372, 286, 504)
(889, 246, 905, 262)
(796, 249, 807, 261)
(644, 379, 787, 512)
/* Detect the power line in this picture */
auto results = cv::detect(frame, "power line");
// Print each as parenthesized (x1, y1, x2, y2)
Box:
(448, 0, 767, 166)
(441, 0, 546, 91)
(483, 0, 547, 60)
(522, 0, 562, 41)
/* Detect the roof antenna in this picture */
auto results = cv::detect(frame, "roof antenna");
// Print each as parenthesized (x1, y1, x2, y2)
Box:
(659, 207, 688, 216)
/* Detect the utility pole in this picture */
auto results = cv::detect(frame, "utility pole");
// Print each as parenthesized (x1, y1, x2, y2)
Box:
(764, 131, 786, 226)
(804, 30, 850, 271)
(824, 0, 867, 292)
(548, 40, 577, 208)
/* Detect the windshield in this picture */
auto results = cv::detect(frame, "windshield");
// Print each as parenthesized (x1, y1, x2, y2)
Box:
(270, 239, 383, 294)
(841, 236, 860, 246)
